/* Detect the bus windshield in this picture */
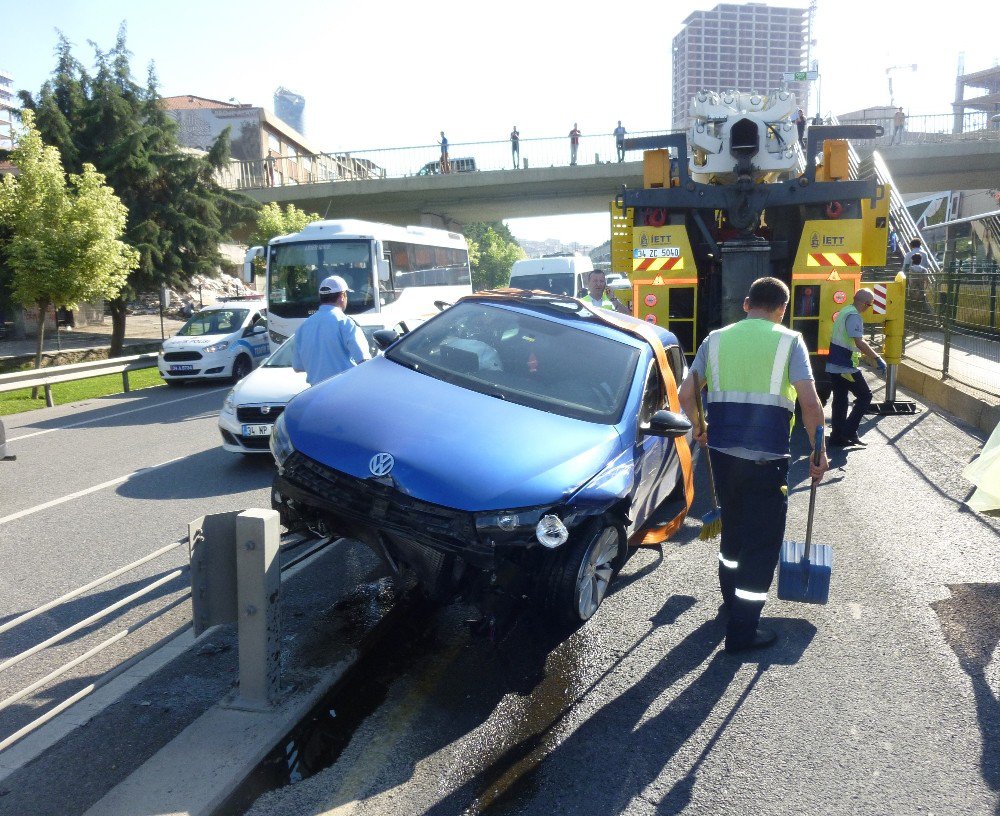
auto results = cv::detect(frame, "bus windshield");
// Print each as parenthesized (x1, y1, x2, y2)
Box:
(268, 240, 375, 319)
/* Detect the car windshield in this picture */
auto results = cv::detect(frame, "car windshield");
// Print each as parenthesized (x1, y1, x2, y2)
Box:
(263, 337, 296, 367)
(385, 301, 640, 423)
(510, 273, 576, 296)
(177, 309, 248, 336)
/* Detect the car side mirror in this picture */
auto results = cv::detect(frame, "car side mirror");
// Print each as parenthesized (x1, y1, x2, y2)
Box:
(372, 328, 400, 350)
(377, 259, 391, 282)
(252, 324, 268, 335)
(433, 300, 452, 312)
(642, 409, 692, 438)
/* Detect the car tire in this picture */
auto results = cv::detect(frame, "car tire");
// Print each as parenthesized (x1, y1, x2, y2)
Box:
(231, 355, 253, 383)
(541, 523, 623, 628)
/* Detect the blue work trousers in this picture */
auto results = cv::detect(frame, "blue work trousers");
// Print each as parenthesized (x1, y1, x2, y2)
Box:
(830, 371, 872, 440)
(711, 450, 789, 644)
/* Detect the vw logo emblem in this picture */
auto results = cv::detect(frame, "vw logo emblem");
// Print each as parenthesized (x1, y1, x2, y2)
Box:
(260, 406, 271, 415)
(369, 453, 395, 477)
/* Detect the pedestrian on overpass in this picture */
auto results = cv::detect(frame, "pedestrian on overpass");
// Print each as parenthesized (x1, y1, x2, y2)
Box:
(678, 277, 829, 654)
(510, 126, 520, 169)
(826, 288, 886, 448)
(614, 120, 627, 162)
(439, 131, 451, 174)
(291, 276, 370, 386)
(569, 123, 581, 165)
(581, 270, 628, 314)
(891, 108, 906, 144)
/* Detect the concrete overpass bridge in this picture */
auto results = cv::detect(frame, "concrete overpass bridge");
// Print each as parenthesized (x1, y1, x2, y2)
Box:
(230, 124, 1000, 229)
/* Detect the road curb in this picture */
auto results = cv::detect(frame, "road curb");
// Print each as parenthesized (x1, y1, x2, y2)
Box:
(82, 655, 360, 816)
(897, 360, 1000, 435)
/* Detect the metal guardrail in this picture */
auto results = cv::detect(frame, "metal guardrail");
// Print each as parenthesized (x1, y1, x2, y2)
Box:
(0, 523, 332, 752)
(220, 129, 676, 192)
(0, 353, 158, 407)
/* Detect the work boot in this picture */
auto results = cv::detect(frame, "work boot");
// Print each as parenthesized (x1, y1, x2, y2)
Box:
(724, 626, 777, 654)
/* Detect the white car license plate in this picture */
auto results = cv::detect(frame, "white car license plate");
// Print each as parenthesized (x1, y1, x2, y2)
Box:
(242, 424, 273, 437)
(170, 365, 194, 372)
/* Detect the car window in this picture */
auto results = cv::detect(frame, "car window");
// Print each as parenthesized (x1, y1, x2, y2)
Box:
(386, 301, 640, 424)
(177, 308, 249, 336)
(638, 362, 663, 425)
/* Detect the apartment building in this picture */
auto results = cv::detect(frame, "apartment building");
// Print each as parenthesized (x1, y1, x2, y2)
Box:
(0, 69, 16, 151)
(671, 3, 808, 130)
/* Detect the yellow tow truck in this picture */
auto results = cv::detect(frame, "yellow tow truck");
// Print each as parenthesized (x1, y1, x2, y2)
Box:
(612, 90, 910, 410)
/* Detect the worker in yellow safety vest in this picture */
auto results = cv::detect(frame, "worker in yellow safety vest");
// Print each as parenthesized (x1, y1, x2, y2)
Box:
(679, 277, 829, 654)
(581, 270, 629, 314)
(826, 288, 886, 448)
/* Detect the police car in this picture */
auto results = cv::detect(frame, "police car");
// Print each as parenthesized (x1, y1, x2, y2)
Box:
(158, 297, 271, 386)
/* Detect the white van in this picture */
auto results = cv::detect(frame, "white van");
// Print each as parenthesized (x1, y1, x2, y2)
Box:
(508, 255, 594, 298)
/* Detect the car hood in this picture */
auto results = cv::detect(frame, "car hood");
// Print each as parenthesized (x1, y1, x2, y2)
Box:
(232, 365, 308, 406)
(284, 356, 623, 511)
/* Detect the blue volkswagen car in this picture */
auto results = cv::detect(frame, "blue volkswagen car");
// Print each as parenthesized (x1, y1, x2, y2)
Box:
(271, 292, 692, 628)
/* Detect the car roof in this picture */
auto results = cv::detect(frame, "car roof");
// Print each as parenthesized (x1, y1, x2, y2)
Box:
(198, 298, 264, 313)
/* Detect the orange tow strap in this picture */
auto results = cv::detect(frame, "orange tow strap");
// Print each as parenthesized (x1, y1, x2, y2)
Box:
(462, 290, 695, 546)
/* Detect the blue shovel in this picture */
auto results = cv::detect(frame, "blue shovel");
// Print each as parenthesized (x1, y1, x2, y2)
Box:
(777, 427, 831, 604)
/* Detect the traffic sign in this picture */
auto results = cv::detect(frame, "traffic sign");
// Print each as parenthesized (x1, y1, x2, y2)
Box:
(784, 70, 819, 82)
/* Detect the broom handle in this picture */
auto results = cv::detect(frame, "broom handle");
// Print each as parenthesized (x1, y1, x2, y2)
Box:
(803, 426, 824, 560)
(691, 372, 719, 510)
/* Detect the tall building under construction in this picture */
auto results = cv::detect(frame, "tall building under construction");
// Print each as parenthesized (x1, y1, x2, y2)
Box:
(671, 3, 809, 130)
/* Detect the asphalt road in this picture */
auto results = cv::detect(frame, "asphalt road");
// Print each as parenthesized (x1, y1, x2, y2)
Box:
(0, 381, 274, 741)
(2, 376, 999, 815)
(244, 381, 1000, 816)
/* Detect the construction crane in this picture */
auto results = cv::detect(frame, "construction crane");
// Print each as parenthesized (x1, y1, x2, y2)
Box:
(887, 64, 917, 108)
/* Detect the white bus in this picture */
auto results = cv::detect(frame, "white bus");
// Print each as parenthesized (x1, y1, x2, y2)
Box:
(243, 219, 472, 347)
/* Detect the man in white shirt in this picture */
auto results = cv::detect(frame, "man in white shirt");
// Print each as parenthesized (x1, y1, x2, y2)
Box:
(292, 275, 370, 385)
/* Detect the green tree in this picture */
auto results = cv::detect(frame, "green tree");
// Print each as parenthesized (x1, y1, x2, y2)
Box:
(246, 202, 320, 249)
(21, 27, 254, 356)
(0, 110, 138, 369)
(462, 221, 524, 291)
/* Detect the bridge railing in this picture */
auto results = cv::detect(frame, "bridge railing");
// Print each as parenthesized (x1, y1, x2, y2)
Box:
(220, 129, 676, 191)
(836, 110, 1000, 147)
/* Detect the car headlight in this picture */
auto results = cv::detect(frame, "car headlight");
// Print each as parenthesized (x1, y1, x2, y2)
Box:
(475, 505, 573, 549)
(222, 389, 236, 413)
(269, 329, 288, 345)
(536, 514, 569, 549)
(204, 341, 229, 354)
(269, 412, 295, 468)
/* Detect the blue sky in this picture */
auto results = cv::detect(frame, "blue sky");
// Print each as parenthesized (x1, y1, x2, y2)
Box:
(5, 0, 997, 245)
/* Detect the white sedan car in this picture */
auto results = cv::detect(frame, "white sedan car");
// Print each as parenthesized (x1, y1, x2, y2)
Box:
(218, 338, 308, 455)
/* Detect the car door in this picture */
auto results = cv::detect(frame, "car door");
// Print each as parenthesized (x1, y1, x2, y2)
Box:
(244, 310, 271, 365)
(631, 359, 673, 528)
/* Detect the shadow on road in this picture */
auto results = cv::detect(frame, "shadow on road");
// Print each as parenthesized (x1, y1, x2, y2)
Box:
(115, 446, 274, 501)
(5, 382, 226, 435)
(932, 583, 1000, 803)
